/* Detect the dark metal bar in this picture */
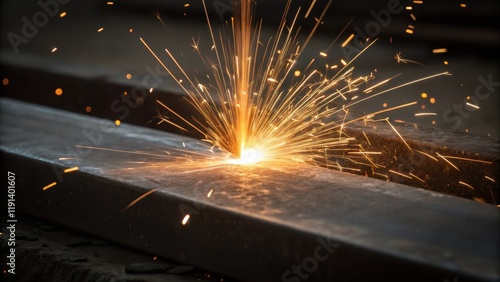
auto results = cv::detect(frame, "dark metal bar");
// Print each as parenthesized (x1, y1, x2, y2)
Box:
(1, 98, 499, 281)
(2, 56, 498, 204)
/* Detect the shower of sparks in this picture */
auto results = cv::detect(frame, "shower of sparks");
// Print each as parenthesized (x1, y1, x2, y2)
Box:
(71, 0, 499, 205)
(143, 11, 448, 166)
(143, 0, 404, 165)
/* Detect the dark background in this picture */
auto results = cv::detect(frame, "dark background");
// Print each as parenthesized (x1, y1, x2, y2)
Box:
(1, 0, 499, 138)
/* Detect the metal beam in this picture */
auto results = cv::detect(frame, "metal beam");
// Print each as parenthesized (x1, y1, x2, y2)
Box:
(1, 98, 499, 281)
(2, 58, 498, 204)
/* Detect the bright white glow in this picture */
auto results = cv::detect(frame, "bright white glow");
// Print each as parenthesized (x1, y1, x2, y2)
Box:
(182, 214, 190, 225)
(228, 148, 264, 165)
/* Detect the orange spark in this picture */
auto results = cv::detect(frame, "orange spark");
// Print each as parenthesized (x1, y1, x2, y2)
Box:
(182, 214, 190, 225)
(122, 188, 159, 211)
(440, 156, 493, 164)
(386, 119, 412, 151)
(64, 167, 79, 173)
(459, 181, 475, 190)
(43, 182, 57, 191)
(432, 48, 447, 54)
(465, 102, 479, 109)
(341, 33, 355, 48)
(485, 176, 496, 182)
(409, 173, 425, 183)
(389, 170, 412, 179)
(304, 0, 317, 18)
(414, 112, 437, 116)
(436, 152, 460, 171)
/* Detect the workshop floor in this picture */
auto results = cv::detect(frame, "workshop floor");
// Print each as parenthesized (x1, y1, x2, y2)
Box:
(0, 214, 229, 282)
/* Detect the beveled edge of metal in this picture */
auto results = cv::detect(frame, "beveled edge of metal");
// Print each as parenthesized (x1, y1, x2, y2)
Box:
(1, 98, 499, 282)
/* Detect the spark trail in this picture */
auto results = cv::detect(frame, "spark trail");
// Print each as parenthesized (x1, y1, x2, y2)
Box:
(140, 0, 449, 166)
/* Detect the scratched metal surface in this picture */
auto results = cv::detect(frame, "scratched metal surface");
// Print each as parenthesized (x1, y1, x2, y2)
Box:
(1, 98, 499, 281)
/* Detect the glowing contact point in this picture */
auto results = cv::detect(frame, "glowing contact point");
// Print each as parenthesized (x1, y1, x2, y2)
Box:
(228, 148, 264, 165)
